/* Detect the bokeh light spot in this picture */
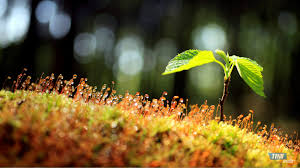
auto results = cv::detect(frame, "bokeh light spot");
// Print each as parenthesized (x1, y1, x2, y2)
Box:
(35, 0, 57, 24)
(192, 24, 226, 50)
(6, 6, 30, 42)
(49, 13, 71, 39)
(0, 0, 7, 18)
(119, 50, 144, 76)
(95, 26, 115, 67)
(0, 0, 31, 48)
(115, 35, 144, 76)
(95, 26, 115, 53)
(74, 33, 97, 64)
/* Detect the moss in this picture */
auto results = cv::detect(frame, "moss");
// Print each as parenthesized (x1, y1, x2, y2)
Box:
(0, 90, 298, 167)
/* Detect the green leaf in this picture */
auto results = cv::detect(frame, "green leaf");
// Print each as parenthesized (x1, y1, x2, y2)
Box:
(232, 56, 266, 97)
(215, 49, 228, 64)
(162, 50, 216, 75)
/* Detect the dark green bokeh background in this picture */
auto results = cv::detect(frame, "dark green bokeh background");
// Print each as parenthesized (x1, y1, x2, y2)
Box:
(0, 0, 299, 133)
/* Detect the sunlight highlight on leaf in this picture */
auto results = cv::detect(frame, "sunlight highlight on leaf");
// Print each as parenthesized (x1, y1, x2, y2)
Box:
(162, 50, 216, 75)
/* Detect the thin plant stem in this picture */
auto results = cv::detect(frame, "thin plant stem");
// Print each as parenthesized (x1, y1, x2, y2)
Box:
(219, 76, 231, 122)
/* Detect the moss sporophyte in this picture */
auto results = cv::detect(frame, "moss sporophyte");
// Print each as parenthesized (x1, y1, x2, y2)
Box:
(162, 49, 265, 122)
(1, 69, 299, 167)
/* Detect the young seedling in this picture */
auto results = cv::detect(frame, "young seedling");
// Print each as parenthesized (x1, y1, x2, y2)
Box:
(162, 49, 265, 122)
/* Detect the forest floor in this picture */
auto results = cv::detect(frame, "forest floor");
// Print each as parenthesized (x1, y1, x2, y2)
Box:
(0, 73, 299, 166)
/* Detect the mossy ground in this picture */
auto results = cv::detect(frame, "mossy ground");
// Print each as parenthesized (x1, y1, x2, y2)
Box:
(0, 71, 298, 166)
(0, 89, 299, 167)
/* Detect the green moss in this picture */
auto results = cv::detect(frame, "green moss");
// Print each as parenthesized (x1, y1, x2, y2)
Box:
(0, 90, 298, 167)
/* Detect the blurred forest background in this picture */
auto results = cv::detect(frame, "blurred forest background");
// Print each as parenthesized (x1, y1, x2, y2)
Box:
(0, 0, 299, 132)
